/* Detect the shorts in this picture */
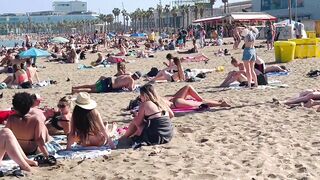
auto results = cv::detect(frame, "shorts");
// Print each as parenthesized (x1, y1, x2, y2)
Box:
(95, 77, 122, 93)
(177, 39, 184, 45)
(242, 48, 256, 61)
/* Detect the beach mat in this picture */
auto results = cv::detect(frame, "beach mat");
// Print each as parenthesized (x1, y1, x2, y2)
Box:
(266, 71, 289, 77)
(227, 80, 288, 90)
(77, 64, 111, 70)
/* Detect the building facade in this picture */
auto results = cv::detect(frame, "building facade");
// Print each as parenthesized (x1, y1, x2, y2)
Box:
(252, 0, 320, 20)
(53, 1, 87, 13)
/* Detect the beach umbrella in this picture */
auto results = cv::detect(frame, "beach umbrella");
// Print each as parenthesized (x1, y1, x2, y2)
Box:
(19, 48, 51, 58)
(130, 33, 146, 38)
(50, 37, 69, 43)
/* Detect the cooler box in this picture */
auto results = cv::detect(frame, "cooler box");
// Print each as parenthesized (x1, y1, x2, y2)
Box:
(306, 38, 317, 58)
(307, 31, 317, 38)
(289, 39, 306, 59)
(274, 41, 296, 63)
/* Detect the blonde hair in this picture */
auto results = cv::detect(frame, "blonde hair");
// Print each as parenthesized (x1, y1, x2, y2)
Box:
(140, 84, 169, 112)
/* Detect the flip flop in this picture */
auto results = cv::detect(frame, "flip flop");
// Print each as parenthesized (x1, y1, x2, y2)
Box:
(34, 155, 57, 166)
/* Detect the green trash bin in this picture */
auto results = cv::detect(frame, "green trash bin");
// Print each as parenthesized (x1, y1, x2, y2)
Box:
(274, 41, 296, 63)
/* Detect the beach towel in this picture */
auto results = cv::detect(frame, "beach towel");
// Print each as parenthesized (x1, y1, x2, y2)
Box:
(227, 80, 288, 90)
(0, 160, 22, 177)
(32, 80, 50, 88)
(266, 71, 289, 77)
(56, 145, 111, 160)
(77, 64, 111, 70)
(0, 110, 15, 124)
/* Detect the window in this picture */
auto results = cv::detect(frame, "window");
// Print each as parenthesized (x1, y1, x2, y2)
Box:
(261, 0, 304, 11)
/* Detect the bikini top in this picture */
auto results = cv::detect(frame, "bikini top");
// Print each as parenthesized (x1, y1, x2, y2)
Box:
(144, 110, 166, 121)
(17, 72, 28, 84)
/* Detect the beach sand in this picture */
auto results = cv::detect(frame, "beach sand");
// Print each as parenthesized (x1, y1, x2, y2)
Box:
(1, 38, 320, 179)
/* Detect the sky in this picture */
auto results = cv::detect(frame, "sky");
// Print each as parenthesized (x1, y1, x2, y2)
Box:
(0, 0, 247, 14)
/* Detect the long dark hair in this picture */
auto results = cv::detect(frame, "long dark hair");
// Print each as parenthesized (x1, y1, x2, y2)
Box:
(72, 105, 100, 143)
(173, 57, 184, 81)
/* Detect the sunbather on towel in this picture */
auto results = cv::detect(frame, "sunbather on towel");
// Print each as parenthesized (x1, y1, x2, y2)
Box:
(149, 57, 185, 83)
(177, 39, 198, 54)
(119, 84, 174, 145)
(255, 56, 288, 74)
(220, 57, 248, 87)
(165, 85, 231, 109)
(5, 92, 51, 158)
(67, 93, 115, 149)
(277, 89, 320, 107)
(46, 96, 72, 135)
(180, 53, 209, 63)
(0, 128, 38, 171)
(71, 71, 142, 94)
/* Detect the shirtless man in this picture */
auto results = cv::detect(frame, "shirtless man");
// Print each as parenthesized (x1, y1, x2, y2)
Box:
(5, 92, 51, 157)
(71, 71, 142, 94)
(0, 50, 14, 73)
(220, 57, 248, 87)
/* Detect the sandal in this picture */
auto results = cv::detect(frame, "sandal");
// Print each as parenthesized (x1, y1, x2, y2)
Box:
(34, 155, 57, 166)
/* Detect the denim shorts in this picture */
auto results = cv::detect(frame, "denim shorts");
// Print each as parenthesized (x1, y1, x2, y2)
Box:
(242, 48, 256, 61)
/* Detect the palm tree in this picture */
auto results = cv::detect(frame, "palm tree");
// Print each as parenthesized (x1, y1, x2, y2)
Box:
(121, 9, 127, 31)
(222, 0, 228, 14)
(156, 4, 163, 33)
(210, 0, 217, 16)
(164, 5, 170, 28)
(185, 5, 190, 28)
(125, 15, 130, 31)
(171, 6, 178, 30)
(98, 14, 107, 33)
(106, 14, 114, 32)
(130, 12, 137, 31)
(112, 8, 121, 31)
(146, 7, 154, 30)
(180, 5, 186, 28)
(135, 8, 142, 31)
(199, 5, 205, 18)
(193, 5, 199, 20)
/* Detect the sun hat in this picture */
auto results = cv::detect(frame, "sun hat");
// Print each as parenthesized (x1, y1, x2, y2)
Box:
(74, 92, 97, 110)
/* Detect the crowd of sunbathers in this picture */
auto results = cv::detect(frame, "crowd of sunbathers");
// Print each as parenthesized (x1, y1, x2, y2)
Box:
(0, 25, 319, 174)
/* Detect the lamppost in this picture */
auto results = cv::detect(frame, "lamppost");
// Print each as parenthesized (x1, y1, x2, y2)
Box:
(288, 0, 292, 24)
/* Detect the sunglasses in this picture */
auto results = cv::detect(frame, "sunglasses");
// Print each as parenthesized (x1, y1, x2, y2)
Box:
(57, 104, 66, 108)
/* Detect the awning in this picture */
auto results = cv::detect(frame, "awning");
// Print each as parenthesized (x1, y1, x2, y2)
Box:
(193, 16, 225, 23)
(229, 12, 277, 21)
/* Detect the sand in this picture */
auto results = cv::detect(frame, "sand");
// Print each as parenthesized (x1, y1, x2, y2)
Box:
(1, 38, 320, 179)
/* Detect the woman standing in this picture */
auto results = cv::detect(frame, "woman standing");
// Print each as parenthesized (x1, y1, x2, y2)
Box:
(67, 92, 114, 149)
(240, 26, 259, 88)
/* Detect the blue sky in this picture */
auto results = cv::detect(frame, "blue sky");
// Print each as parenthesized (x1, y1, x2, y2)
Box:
(0, 0, 246, 14)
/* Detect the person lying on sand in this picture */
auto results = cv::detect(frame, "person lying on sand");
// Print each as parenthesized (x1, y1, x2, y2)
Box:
(149, 57, 185, 83)
(303, 99, 320, 112)
(67, 93, 116, 149)
(0, 128, 38, 172)
(180, 53, 209, 63)
(177, 39, 198, 54)
(255, 56, 288, 74)
(45, 96, 72, 135)
(71, 71, 142, 94)
(164, 85, 231, 109)
(274, 89, 320, 108)
(5, 92, 51, 157)
(119, 84, 174, 145)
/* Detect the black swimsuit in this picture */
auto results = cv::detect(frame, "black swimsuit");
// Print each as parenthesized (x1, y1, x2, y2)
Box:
(50, 116, 69, 131)
(132, 111, 173, 145)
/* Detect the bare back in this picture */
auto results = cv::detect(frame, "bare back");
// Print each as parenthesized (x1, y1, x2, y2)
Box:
(113, 75, 134, 90)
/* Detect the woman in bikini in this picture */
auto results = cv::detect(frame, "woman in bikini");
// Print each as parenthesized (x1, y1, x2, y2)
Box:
(67, 92, 115, 149)
(14, 64, 32, 88)
(46, 96, 72, 135)
(150, 57, 185, 83)
(165, 85, 231, 109)
(278, 89, 320, 107)
(120, 84, 174, 145)
(0, 128, 38, 171)
(5, 92, 51, 157)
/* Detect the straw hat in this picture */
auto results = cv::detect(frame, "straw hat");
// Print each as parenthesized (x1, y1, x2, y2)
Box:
(74, 92, 97, 110)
